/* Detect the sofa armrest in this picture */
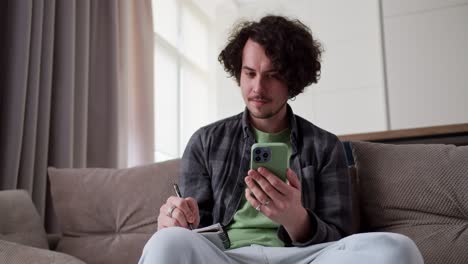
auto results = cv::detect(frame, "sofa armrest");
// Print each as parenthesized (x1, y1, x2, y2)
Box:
(0, 239, 85, 264)
(0, 190, 49, 249)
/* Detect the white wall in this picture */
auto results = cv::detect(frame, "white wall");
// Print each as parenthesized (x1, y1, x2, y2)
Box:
(214, 1, 244, 120)
(382, 0, 468, 129)
(214, 0, 388, 135)
(212, 0, 468, 135)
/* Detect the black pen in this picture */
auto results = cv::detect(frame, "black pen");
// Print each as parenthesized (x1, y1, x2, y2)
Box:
(173, 183, 194, 230)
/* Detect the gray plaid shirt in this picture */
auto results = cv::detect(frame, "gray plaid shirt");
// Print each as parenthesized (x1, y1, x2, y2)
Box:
(180, 105, 352, 247)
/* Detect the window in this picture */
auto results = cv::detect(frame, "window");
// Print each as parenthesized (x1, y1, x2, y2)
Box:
(152, 0, 212, 162)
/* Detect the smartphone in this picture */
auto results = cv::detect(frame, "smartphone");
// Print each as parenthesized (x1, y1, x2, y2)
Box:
(250, 142, 289, 181)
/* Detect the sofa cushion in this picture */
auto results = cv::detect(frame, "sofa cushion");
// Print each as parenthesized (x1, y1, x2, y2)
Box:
(352, 141, 468, 264)
(348, 166, 361, 234)
(48, 159, 180, 264)
(0, 190, 49, 249)
(0, 239, 85, 264)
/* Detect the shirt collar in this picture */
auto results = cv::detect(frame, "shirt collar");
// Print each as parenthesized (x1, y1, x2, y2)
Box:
(241, 104, 299, 151)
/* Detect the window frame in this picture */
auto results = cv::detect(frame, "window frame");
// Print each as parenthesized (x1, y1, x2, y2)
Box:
(152, 0, 212, 162)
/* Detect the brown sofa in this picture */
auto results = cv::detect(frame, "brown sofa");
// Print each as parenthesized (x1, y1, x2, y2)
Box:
(1, 141, 467, 264)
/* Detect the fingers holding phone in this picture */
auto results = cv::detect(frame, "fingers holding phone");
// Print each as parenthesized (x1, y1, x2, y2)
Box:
(247, 142, 291, 207)
(247, 143, 306, 226)
(245, 168, 284, 204)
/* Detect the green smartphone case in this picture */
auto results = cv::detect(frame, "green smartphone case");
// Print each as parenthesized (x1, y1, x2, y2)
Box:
(250, 142, 289, 181)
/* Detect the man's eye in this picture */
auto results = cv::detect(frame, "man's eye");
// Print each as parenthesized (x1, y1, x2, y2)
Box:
(266, 73, 277, 79)
(246, 72, 255, 78)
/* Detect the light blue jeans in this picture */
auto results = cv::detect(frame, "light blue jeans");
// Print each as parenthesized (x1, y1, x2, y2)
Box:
(138, 227, 424, 264)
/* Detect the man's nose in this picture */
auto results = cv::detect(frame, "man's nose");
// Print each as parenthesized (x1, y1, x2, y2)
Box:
(252, 77, 265, 94)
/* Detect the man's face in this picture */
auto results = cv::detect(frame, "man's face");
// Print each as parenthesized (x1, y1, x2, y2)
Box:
(240, 39, 289, 120)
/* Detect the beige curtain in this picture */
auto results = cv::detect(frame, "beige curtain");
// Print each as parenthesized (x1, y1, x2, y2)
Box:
(0, 0, 154, 232)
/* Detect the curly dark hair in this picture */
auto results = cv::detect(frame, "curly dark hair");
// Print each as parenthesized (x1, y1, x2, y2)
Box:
(218, 15, 323, 98)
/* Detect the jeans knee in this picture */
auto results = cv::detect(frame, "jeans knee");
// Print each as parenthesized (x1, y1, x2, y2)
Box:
(365, 232, 423, 264)
(140, 227, 197, 263)
(386, 233, 423, 263)
(339, 232, 423, 264)
(145, 227, 194, 251)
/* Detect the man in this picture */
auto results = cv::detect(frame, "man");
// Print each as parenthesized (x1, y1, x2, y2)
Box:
(139, 15, 423, 264)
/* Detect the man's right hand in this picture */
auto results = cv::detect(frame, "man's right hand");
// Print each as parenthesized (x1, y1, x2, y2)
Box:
(157, 196, 200, 230)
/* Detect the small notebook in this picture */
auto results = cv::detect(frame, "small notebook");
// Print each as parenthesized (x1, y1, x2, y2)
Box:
(193, 223, 230, 250)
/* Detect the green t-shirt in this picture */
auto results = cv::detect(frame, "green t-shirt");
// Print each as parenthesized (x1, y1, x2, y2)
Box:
(226, 127, 291, 249)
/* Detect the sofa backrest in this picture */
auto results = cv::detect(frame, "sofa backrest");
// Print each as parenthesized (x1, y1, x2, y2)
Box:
(351, 141, 468, 264)
(48, 159, 180, 264)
